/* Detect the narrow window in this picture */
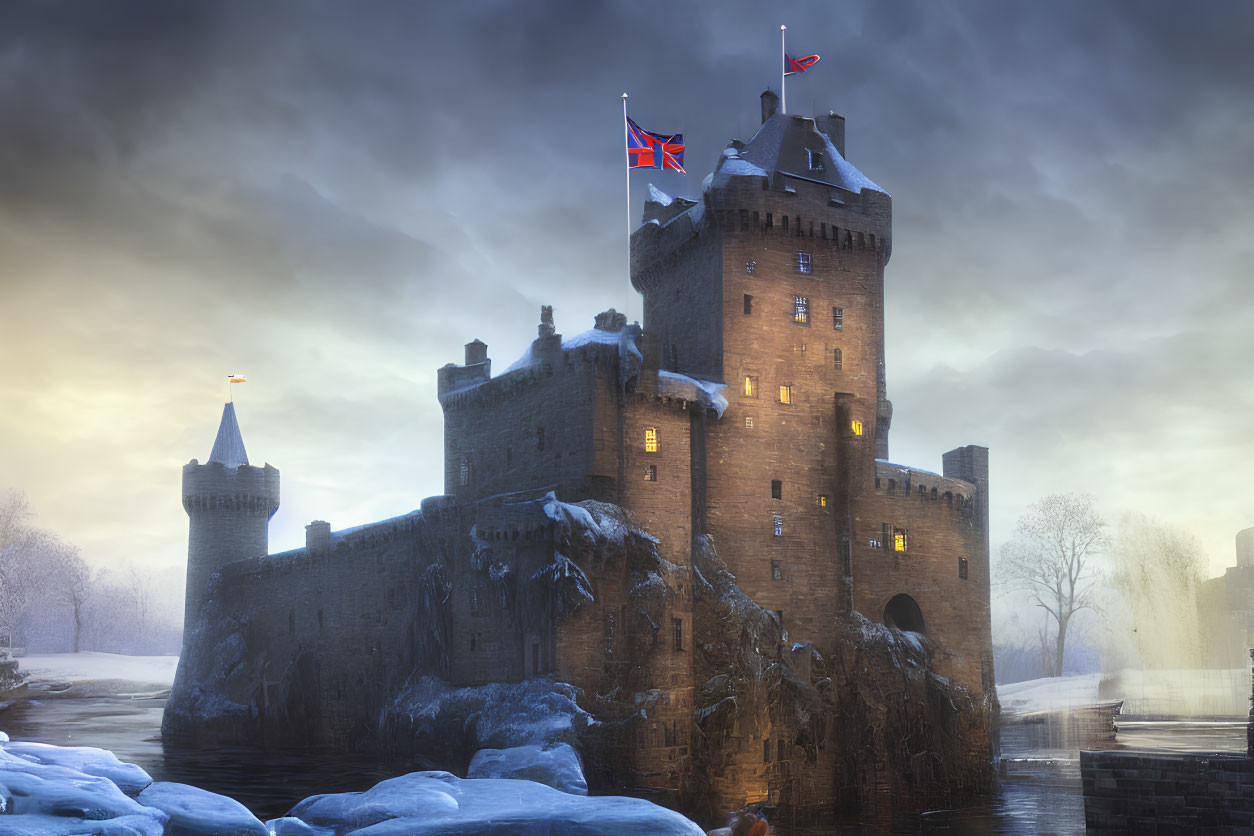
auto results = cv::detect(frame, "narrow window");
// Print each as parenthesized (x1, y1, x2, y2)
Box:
(744, 294, 753, 314)
(887, 479, 896, 496)
(744, 375, 757, 397)
(745, 416, 754, 429)
(745, 261, 756, 275)
(771, 479, 782, 499)
(672, 618, 684, 651)
(807, 148, 824, 171)
(796, 252, 813, 274)
(817, 494, 829, 508)
(821, 222, 827, 239)
(764, 739, 772, 763)
(644, 426, 658, 452)
(765, 212, 773, 229)
(778, 739, 786, 761)
(882, 523, 892, 549)
(779, 385, 793, 405)
(645, 464, 657, 481)
(771, 560, 783, 581)
(833, 348, 843, 371)
(793, 296, 809, 324)
(833, 307, 843, 330)
(894, 528, 908, 552)
(851, 419, 863, 436)
(959, 558, 969, 579)
(459, 455, 471, 486)
(782, 215, 789, 233)
(773, 515, 783, 536)
(605, 612, 616, 654)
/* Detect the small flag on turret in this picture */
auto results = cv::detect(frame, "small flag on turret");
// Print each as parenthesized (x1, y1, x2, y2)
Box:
(784, 52, 820, 75)
(228, 375, 246, 383)
(625, 116, 685, 174)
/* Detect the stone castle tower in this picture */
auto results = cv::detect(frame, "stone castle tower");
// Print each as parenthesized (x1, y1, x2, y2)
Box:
(180, 403, 279, 628)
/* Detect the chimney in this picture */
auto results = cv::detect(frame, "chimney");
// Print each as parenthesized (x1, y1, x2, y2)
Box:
(465, 339, 488, 366)
(818, 111, 846, 158)
(761, 89, 779, 124)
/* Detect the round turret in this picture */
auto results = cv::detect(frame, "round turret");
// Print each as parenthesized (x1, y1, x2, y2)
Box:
(180, 403, 280, 629)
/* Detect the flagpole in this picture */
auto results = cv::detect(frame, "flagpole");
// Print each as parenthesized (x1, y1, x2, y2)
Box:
(623, 92, 634, 325)
(781, 25, 787, 115)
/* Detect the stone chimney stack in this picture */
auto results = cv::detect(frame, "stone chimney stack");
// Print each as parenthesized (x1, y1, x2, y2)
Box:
(465, 339, 488, 366)
(306, 520, 331, 556)
(761, 89, 779, 124)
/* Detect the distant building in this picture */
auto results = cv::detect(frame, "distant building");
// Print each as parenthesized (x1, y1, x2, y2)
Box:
(168, 91, 996, 816)
(1199, 528, 1254, 667)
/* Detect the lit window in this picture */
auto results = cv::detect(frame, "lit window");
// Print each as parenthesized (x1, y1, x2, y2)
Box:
(745, 416, 754, 429)
(771, 560, 783, 581)
(833, 307, 843, 330)
(807, 148, 824, 171)
(645, 465, 657, 481)
(851, 419, 863, 435)
(894, 529, 908, 552)
(833, 348, 843, 371)
(644, 427, 658, 452)
(779, 385, 792, 404)
(746, 261, 756, 274)
(771, 480, 782, 499)
(744, 375, 757, 397)
(773, 515, 783, 536)
(793, 296, 809, 324)
(796, 252, 813, 274)
(817, 494, 829, 508)
(958, 557, 969, 579)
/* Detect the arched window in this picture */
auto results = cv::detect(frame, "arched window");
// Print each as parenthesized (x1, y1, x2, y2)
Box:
(833, 348, 843, 370)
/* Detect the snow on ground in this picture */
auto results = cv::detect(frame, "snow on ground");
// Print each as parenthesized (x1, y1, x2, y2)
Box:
(997, 673, 1103, 715)
(467, 743, 588, 795)
(0, 738, 704, 835)
(17, 652, 178, 694)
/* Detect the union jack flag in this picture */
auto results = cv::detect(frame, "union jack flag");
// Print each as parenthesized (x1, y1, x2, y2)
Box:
(626, 116, 685, 174)
(784, 52, 820, 75)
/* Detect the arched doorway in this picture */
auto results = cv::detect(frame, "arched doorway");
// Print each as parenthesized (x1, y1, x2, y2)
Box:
(883, 594, 925, 633)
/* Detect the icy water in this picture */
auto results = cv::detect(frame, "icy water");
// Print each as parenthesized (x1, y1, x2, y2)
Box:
(0, 695, 1246, 835)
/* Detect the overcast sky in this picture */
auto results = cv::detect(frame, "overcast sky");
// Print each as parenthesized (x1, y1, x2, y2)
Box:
(2, 1, 1251, 607)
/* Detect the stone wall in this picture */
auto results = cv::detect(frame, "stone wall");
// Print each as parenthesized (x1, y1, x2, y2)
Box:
(1081, 751, 1254, 832)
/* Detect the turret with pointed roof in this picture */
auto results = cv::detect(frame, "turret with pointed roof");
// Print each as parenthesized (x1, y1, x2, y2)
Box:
(179, 403, 279, 633)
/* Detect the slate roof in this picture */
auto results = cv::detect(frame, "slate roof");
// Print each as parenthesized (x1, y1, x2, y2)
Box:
(208, 402, 249, 468)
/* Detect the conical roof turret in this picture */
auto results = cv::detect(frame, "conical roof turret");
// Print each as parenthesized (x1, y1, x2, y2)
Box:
(208, 402, 249, 468)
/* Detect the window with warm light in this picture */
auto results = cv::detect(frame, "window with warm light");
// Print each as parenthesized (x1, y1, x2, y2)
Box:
(745, 416, 754, 429)
(744, 376, 757, 397)
(894, 529, 908, 552)
(817, 494, 829, 508)
(779, 385, 793, 404)
(644, 427, 658, 452)
(793, 295, 809, 324)
(851, 419, 863, 435)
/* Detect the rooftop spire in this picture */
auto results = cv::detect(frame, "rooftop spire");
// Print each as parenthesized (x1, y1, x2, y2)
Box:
(208, 402, 249, 468)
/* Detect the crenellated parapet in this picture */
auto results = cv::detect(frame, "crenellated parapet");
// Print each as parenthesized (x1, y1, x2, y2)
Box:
(181, 459, 281, 517)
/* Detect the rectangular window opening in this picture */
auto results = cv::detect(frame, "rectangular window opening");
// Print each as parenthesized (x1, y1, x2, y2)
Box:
(745, 416, 754, 429)
(779, 385, 793, 405)
(773, 515, 783, 537)
(959, 557, 969, 580)
(851, 419, 863, 436)
(744, 375, 757, 398)
(771, 479, 782, 499)
(672, 618, 684, 651)
(894, 528, 908, 553)
(744, 294, 753, 314)
(833, 348, 843, 371)
(793, 295, 809, 324)
(817, 494, 829, 508)
(644, 427, 658, 453)
(833, 307, 843, 330)
(796, 252, 813, 274)
(645, 464, 657, 482)
(771, 560, 783, 581)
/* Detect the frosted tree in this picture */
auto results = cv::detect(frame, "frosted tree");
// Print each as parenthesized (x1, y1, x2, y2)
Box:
(1109, 513, 1205, 669)
(0, 491, 37, 646)
(998, 494, 1106, 678)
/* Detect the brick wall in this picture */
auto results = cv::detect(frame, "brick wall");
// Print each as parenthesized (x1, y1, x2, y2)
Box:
(1081, 751, 1254, 832)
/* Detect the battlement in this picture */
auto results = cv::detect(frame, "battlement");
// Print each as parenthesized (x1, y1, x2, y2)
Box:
(873, 459, 976, 519)
(181, 459, 280, 516)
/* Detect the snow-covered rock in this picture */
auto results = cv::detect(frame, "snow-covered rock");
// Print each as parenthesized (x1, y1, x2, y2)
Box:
(280, 771, 703, 836)
(2, 741, 153, 795)
(467, 742, 588, 795)
(0, 755, 156, 821)
(138, 781, 268, 835)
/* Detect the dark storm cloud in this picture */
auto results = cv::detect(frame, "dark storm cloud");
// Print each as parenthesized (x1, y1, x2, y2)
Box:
(1, 0, 1251, 577)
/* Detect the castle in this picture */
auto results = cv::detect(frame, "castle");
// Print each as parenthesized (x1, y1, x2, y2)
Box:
(167, 91, 997, 819)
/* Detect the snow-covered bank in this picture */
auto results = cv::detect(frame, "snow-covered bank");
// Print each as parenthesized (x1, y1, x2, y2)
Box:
(18, 652, 178, 696)
(0, 736, 705, 835)
(997, 674, 1102, 715)
(997, 668, 1251, 718)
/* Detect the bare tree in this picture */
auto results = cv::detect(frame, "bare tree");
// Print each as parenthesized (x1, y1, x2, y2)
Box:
(1109, 513, 1206, 669)
(43, 544, 91, 653)
(998, 494, 1106, 677)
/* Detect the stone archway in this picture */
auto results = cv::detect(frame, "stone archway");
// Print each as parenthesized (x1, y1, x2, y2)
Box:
(883, 593, 925, 634)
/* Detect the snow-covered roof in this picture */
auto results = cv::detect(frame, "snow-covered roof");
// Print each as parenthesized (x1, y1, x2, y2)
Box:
(503, 328, 634, 376)
(207, 403, 248, 468)
(712, 113, 887, 196)
(657, 370, 728, 418)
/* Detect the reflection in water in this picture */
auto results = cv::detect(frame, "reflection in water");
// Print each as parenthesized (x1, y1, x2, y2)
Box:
(0, 695, 1245, 834)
